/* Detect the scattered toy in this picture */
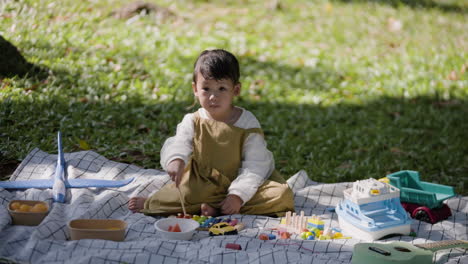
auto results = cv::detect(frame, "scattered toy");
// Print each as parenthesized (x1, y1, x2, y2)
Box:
(195, 216, 244, 233)
(280, 231, 291, 239)
(307, 215, 324, 230)
(176, 213, 193, 219)
(225, 243, 242, 250)
(209, 222, 238, 236)
(234, 222, 245, 231)
(387, 170, 456, 224)
(278, 211, 308, 234)
(0, 132, 134, 203)
(275, 210, 350, 241)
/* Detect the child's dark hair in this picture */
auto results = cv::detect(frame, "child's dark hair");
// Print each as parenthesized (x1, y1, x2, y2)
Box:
(192, 49, 240, 84)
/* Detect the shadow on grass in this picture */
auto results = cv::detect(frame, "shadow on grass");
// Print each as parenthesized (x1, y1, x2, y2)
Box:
(1, 92, 467, 194)
(0, 35, 49, 80)
(333, 0, 467, 13)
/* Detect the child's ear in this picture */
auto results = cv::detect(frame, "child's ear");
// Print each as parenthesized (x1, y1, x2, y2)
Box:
(192, 82, 198, 96)
(234, 83, 241, 96)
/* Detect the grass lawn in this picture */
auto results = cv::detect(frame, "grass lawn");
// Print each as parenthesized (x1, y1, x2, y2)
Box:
(1, 0, 467, 195)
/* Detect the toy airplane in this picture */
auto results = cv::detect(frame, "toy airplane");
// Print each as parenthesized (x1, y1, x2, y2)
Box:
(0, 132, 134, 202)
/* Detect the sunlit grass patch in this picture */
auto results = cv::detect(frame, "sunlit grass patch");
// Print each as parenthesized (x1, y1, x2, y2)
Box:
(1, 0, 467, 194)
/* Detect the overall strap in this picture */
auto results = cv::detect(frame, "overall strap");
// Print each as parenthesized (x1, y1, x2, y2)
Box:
(244, 127, 264, 137)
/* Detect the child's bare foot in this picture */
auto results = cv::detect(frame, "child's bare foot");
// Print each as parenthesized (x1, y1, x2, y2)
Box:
(128, 197, 147, 213)
(201, 203, 218, 217)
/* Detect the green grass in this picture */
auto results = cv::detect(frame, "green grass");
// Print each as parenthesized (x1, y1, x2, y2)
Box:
(1, 0, 467, 195)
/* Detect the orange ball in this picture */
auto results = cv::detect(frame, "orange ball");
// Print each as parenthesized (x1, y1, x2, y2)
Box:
(30, 203, 47, 213)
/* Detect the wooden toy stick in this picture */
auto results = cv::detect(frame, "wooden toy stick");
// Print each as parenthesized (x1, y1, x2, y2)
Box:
(292, 212, 297, 231)
(300, 211, 305, 230)
(286, 211, 291, 225)
(177, 187, 187, 216)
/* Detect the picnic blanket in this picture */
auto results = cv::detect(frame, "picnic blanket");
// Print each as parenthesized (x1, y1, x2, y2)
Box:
(0, 148, 467, 264)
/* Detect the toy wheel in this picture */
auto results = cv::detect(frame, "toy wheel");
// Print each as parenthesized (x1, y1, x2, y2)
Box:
(225, 230, 238, 235)
(414, 209, 431, 223)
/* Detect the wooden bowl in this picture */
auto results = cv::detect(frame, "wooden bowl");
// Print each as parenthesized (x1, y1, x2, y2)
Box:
(8, 200, 49, 226)
(68, 219, 127, 241)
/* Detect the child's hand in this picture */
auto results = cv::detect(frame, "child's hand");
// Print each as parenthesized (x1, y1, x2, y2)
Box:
(220, 194, 243, 215)
(166, 159, 185, 187)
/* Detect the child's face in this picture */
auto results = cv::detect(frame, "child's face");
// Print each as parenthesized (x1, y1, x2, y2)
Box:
(192, 72, 240, 119)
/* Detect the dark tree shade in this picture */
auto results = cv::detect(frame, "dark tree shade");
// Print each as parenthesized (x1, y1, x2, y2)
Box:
(0, 35, 47, 78)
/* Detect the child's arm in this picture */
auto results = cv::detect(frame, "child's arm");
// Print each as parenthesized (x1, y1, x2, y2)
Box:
(220, 194, 243, 215)
(166, 158, 185, 187)
(160, 113, 194, 172)
(227, 133, 274, 206)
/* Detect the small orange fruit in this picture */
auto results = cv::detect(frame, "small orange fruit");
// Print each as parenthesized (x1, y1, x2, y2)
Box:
(10, 202, 21, 210)
(30, 203, 47, 213)
(18, 204, 32, 212)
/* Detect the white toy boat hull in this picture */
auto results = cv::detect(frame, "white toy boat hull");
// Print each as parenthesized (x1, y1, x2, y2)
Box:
(337, 214, 411, 241)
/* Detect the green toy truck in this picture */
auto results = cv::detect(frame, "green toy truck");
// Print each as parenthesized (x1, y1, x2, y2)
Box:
(386, 170, 456, 224)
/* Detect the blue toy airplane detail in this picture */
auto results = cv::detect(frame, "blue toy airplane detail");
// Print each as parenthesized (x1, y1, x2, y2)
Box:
(0, 132, 134, 202)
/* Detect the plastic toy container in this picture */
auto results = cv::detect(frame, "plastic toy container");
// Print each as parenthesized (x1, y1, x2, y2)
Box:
(8, 200, 49, 226)
(154, 218, 199, 240)
(68, 219, 127, 241)
(387, 170, 455, 209)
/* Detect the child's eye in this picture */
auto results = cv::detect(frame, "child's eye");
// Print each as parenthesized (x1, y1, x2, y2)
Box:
(202, 87, 209, 91)
(219, 87, 227, 91)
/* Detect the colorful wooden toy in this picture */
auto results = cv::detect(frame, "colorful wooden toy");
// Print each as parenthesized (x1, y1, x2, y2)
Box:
(225, 243, 242, 250)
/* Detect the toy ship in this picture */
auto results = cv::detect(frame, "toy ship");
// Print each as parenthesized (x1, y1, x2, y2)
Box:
(335, 178, 411, 241)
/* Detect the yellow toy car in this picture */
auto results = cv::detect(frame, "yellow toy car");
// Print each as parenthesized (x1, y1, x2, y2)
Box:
(208, 222, 238, 236)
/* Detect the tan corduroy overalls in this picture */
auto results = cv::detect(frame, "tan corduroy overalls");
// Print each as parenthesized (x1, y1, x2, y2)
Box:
(141, 112, 295, 217)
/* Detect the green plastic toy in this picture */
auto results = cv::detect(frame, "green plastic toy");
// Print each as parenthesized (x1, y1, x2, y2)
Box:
(352, 240, 468, 264)
(386, 170, 455, 209)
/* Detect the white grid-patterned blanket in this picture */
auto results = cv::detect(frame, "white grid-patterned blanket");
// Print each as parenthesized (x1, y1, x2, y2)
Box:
(0, 148, 467, 264)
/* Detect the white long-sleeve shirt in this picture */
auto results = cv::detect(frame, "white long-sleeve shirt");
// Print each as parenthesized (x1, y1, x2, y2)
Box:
(160, 107, 275, 204)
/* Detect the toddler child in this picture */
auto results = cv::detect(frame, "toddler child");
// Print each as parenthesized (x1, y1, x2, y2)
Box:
(128, 49, 294, 217)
